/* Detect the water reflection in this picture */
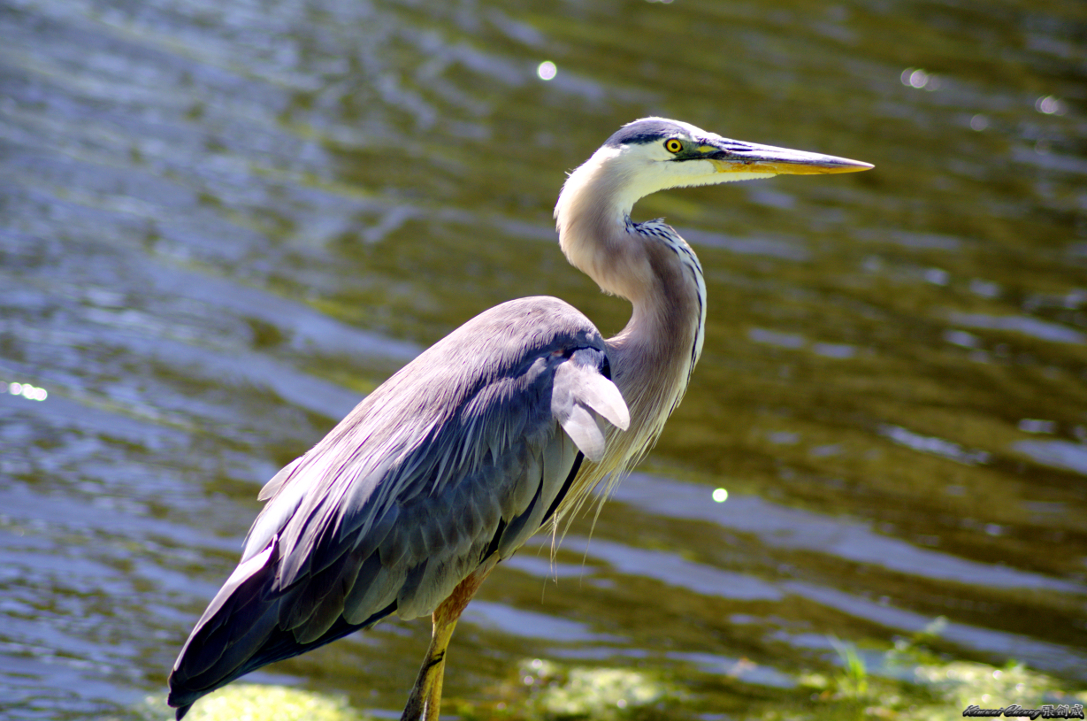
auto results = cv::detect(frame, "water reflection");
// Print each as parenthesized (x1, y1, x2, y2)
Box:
(2, 0, 1086, 717)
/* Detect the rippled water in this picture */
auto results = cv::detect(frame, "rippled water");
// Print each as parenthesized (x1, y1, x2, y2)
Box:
(2, 0, 1085, 718)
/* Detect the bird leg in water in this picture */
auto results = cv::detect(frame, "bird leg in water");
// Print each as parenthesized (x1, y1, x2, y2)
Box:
(400, 564, 494, 721)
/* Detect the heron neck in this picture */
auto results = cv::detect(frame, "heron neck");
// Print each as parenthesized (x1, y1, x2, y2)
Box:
(605, 225, 703, 451)
(557, 215, 703, 474)
(555, 156, 648, 304)
(554, 151, 705, 472)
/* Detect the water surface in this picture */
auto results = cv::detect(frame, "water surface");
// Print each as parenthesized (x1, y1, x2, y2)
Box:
(2, 0, 1086, 718)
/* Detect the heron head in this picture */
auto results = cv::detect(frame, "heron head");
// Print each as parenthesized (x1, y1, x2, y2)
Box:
(558, 117, 873, 220)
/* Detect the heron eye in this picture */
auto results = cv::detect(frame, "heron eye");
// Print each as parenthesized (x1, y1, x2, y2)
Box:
(664, 138, 683, 154)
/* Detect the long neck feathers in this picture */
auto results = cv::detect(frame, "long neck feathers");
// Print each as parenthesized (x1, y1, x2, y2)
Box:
(551, 148, 707, 526)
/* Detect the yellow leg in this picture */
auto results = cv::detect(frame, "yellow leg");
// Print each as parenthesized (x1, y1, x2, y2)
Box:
(400, 616, 456, 721)
(400, 565, 493, 721)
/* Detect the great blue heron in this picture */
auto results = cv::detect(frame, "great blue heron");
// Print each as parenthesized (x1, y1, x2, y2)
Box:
(167, 117, 871, 720)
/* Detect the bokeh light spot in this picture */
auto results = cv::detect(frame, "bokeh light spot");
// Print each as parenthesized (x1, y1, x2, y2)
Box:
(8, 381, 48, 401)
(1035, 95, 1064, 115)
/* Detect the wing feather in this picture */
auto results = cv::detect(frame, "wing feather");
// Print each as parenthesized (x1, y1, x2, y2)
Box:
(169, 296, 631, 714)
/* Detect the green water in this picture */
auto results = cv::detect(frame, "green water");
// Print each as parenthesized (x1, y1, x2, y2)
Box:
(1, 0, 1085, 718)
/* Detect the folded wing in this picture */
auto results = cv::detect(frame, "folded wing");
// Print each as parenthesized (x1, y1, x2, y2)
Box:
(167, 296, 628, 718)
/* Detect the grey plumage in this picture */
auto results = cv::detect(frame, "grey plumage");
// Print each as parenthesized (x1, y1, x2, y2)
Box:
(168, 297, 627, 714)
(168, 118, 871, 721)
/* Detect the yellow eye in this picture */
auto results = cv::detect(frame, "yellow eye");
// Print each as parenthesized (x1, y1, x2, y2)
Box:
(664, 138, 682, 154)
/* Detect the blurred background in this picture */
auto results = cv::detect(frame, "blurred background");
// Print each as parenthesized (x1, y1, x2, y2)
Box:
(1, 0, 1085, 718)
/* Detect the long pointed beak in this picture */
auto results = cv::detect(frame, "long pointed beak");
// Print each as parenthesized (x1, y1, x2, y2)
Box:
(700, 138, 873, 176)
